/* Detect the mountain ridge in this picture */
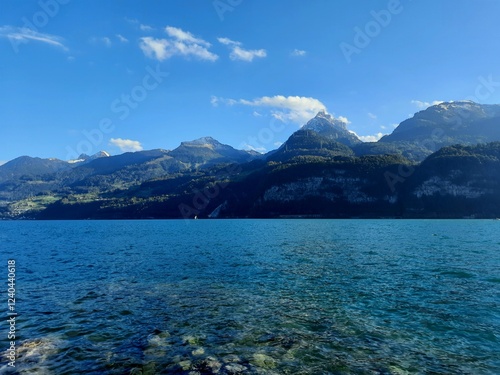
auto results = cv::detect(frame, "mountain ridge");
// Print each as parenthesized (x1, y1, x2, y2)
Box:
(2, 100, 500, 219)
(380, 100, 500, 146)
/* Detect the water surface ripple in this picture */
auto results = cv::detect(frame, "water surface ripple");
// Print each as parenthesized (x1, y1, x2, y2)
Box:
(0, 219, 499, 374)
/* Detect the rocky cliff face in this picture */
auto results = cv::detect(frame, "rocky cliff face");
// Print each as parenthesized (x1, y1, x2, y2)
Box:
(262, 176, 376, 204)
(412, 175, 490, 199)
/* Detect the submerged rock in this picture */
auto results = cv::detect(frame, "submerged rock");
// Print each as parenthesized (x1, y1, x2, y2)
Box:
(191, 356, 222, 373)
(192, 347, 205, 356)
(251, 353, 277, 369)
(222, 354, 242, 363)
(182, 335, 204, 346)
(224, 363, 248, 374)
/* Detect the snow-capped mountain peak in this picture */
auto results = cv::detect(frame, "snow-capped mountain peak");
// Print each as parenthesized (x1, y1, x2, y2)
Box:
(68, 151, 110, 164)
(299, 112, 361, 146)
(303, 111, 349, 132)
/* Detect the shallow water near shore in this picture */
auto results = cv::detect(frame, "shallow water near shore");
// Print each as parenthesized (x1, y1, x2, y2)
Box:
(1, 219, 499, 374)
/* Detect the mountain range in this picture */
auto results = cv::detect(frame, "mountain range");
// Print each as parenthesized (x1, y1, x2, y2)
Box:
(1, 101, 500, 219)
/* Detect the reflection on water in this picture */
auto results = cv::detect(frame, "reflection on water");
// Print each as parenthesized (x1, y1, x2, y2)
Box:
(0, 219, 499, 374)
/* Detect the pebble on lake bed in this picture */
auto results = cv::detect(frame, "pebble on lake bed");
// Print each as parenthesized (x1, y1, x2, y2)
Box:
(251, 353, 277, 369)
(224, 363, 248, 373)
(182, 335, 204, 345)
(191, 347, 205, 356)
(179, 359, 192, 370)
(222, 354, 242, 363)
(16, 337, 62, 363)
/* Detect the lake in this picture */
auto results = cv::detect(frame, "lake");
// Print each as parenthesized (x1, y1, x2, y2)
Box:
(0, 219, 499, 374)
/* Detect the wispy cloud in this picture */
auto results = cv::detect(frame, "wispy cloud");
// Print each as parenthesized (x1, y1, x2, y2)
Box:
(0, 26, 68, 51)
(368, 112, 377, 120)
(411, 100, 444, 109)
(90, 36, 112, 47)
(291, 49, 306, 57)
(101, 37, 112, 47)
(140, 24, 155, 32)
(140, 26, 218, 62)
(125, 18, 155, 32)
(217, 37, 266, 62)
(214, 95, 327, 124)
(166, 26, 209, 47)
(125, 17, 139, 25)
(217, 37, 238, 46)
(210, 96, 219, 107)
(109, 138, 143, 152)
(116, 34, 129, 43)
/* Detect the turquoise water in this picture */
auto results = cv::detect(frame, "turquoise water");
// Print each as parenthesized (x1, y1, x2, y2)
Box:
(0, 219, 499, 374)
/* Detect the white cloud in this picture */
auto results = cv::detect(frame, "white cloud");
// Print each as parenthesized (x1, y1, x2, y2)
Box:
(291, 49, 306, 57)
(167, 26, 209, 47)
(274, 141, 283, 147)
(218, 37, 266, 62)
(252, 111, 262, 117)
(0, 161, 6, 166)
(368, 112, 377, 120)
(411, 100, 444, 109)
(140, 24, 154, 32)
(140, 26, 218, 62)
(116, 34, 129, 43)
(0, 26, 67, 51)
(338, 116, 351, 125)
(215, 95, 327, 124)
(125, 18, 154, 31)
(231, 46, 266, 62)
(139, 37, 169, 60)
(210, 96, 219, 107)
(109, 138, 143, 152)
(358, 132, 386, 142)
(217, 37, 239, 46)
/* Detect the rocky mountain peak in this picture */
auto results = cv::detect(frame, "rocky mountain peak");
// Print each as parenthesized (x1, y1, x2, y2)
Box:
(301, 112, 361, 146)
(70, 151, 110, 164)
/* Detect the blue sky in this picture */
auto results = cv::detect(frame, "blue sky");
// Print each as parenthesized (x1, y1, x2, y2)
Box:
(1, 0, 500, 163)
